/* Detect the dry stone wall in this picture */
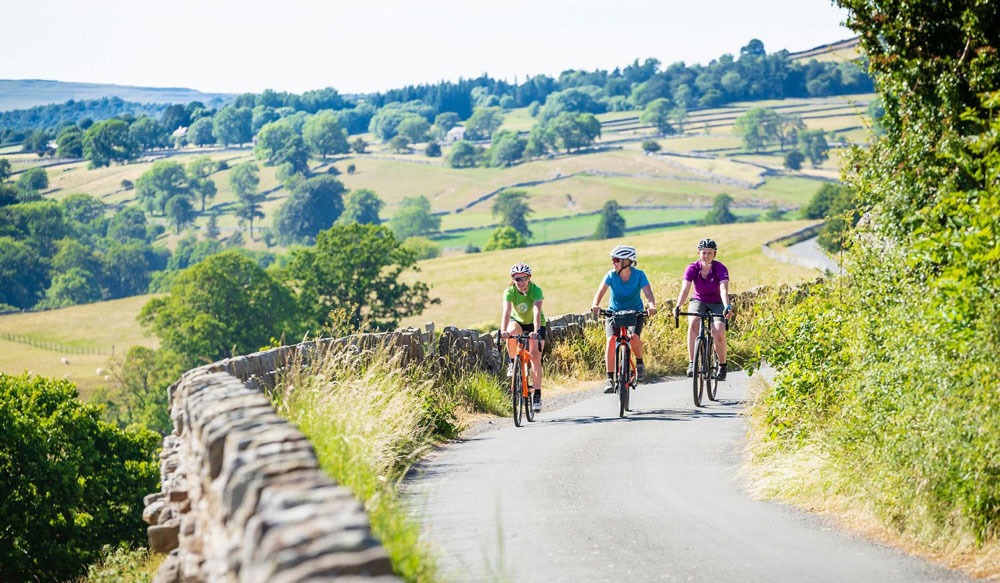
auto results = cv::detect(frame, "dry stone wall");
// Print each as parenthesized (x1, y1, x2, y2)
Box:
(143, 317, 589, 582)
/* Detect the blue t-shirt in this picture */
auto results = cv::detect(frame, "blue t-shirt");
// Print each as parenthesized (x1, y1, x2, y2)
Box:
(603, 268, 650, 311)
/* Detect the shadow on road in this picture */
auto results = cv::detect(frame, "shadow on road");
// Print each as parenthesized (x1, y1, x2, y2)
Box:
(534, 400, 745, 425)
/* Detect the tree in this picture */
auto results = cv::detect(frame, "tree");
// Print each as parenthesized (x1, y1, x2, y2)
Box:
(303, 110, 350, 158)
(433, 112, 461, 139)
(0, 373, 159, 583)
(641, 140, 661, 154)
(100, 241, 156, 298)
(283, 223, 438, 331)
(82, 119, 139, 168)
(16, 168, 48, 194)
(549, 112, 602, 152)
(229, 163, 264, 240)
(56, 126, 84, 158)
(338, 188, 384, 226)
(165, 194, 196, 233)
(273, 174, 346, 245)
(446, 140, 480, 168)
(388, 195, 441, 239)
(425, 142, 442, 157)
(464, 106, 504, 140)
(140, 250, 300, 366)
(774, 113, 805, 151)
(40, 267, 102, 308)
(401, 236, 440, 260)
(395, 115, 431, 143)
(97, 346, 184, 435)
(129, 116, 167, 151)
(106, 206, 149, 243)
(640, 98, 676, 135)
(389, 134, 411, 153)
(135, 160, 191, 216)
(492, 190, 533, 239)
(212, 105, 253, 147)
(701, 193, 737, 225)
(0, 158, 11, 182)
(733, 107, 779, 152)
(186, 156, 218, 212)
(802, 183, 848, 219)
(186, 116, 216, 146)
(594, 200, 626, 239)
(254, 120, 309, 179)
(483, 225, 527, 250)
(0, 237, 48, 309)
(784, 149, 805, 170)
(488, 131, 526, 167)
(798, 129, 830, 167)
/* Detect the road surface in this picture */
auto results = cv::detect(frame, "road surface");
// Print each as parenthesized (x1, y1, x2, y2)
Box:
(401, 372, 969, 582)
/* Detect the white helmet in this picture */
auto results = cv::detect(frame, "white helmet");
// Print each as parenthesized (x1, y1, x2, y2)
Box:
(610, 244, 637, 263)
(510, 262, 531, 276)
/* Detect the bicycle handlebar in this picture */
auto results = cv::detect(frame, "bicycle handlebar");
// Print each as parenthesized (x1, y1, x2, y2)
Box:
(595, 309, 649, 318)
(674, 311, 729, 329)
(495, 331, 537, 353)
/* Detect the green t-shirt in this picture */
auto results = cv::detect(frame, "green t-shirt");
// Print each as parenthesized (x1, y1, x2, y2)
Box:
(504, 282, 546, 327)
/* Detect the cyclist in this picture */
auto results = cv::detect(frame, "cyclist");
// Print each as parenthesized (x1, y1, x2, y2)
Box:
(500, 262, 546, 412)
(673, 238, 733, 380)
(590, 244, 658, 393)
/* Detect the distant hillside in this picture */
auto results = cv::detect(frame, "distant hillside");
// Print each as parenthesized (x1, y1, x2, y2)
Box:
(789, 36, 862, 63)
(0, 79, 235, 112)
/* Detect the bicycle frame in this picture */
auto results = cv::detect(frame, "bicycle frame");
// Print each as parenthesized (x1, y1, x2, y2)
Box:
(497, 332, 536, 427)
(598, 309, 646, 418)
(676, 311, 727, 407)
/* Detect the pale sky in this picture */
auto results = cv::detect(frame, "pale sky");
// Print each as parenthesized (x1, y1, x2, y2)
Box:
(1, 0, 853, 95)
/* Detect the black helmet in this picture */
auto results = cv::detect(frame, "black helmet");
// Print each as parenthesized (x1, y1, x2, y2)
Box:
(697, 238, 718, 250)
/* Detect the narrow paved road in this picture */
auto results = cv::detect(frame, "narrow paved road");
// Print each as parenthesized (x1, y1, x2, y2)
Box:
(401, 372, 970, 583)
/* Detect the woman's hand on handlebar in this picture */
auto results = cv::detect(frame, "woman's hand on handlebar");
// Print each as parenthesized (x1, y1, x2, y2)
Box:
(591, 305, 601, 316)
(500, 330, 510, 339)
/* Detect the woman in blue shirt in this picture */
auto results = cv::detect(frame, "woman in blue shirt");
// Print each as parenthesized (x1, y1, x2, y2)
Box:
(590, 244, 658, 393)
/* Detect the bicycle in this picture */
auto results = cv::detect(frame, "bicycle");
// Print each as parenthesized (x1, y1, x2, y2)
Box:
(598, 309, 647, 418)
(675, 310, 728, 407)
(496, 332, 536, 427)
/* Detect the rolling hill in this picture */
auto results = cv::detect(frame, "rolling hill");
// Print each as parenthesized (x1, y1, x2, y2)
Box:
(0, 79, 235, 112)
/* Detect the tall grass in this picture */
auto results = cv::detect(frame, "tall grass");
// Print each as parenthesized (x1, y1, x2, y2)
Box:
(78, 545, 160, 583)
(743, 274, 1000, 578)
(275, 339, 533, 581)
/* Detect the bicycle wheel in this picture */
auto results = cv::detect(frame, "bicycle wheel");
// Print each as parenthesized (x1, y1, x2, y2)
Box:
(524, 362, 536, 423)
(617, 343, 630, 417)
(706, 339, 720, 401)
(692, 337, 705, 407)
(512, 361, 523, 427)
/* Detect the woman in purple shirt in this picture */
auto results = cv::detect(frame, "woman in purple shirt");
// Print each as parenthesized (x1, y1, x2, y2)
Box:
(673, 238, 733, 380)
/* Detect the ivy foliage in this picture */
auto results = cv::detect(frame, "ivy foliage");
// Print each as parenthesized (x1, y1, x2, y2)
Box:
(755, 1, 1000, 545)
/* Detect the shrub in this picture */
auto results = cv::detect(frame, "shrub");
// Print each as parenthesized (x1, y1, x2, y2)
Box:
(0, 373, 160, 582)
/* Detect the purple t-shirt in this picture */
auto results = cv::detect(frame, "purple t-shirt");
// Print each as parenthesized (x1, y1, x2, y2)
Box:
(683, 261, 729, 304)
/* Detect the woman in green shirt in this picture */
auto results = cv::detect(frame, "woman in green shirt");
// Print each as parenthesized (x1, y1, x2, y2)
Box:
(500, 262, 547, 412)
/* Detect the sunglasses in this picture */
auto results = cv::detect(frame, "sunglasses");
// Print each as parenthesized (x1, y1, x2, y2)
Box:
(512, 275, 529, 282)
(612, 258, 623, 263)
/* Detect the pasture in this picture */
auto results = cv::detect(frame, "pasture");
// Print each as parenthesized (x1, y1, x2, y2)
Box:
(0, 220, 822, 397)
(6, 92, 873, 258)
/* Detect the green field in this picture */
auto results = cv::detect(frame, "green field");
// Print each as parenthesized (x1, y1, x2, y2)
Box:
(0, 220, 823, 396)
(5, 93, 873, 257)
(0, 92, 866, 394)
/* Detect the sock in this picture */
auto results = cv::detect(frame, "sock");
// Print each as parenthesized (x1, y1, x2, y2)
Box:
(607, 372, 614, 380)
(636, 358, 644, 365)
